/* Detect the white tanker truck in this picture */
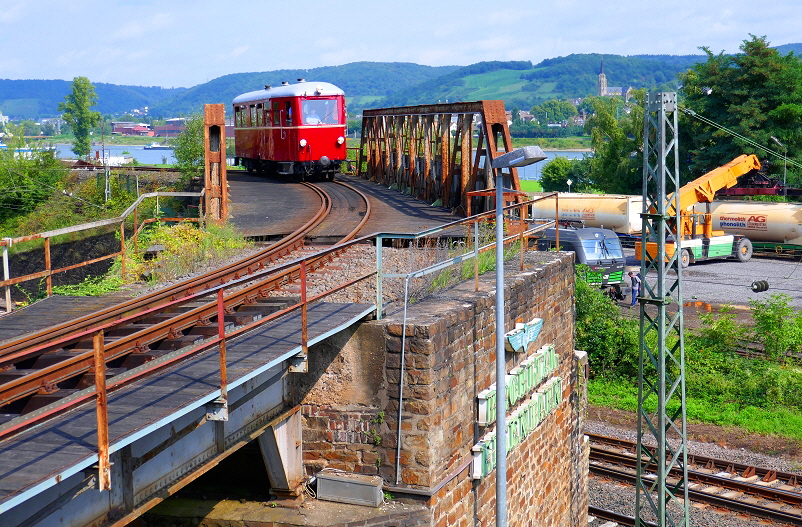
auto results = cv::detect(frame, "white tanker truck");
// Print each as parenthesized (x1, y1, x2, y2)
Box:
(528, 195, 802, 255)
(528, 193, 642, 235)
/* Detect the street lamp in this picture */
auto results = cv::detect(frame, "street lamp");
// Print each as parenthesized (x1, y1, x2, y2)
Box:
(566, 178, 573, 193)
(490, 145, 546, 527)
(771, 136, 787, 197)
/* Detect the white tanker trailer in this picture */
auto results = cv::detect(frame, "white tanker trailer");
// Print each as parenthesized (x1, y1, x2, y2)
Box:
(691, 201, 802, 250)
(529, 193, 802, 253)
(527, 193, 642, 234)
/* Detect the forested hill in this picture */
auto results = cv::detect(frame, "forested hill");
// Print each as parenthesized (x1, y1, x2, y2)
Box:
(3, 44, 801, 119)
(368, 54, 702, 113)
(148, 62, 461, 116)
(0, 80, 184, 119)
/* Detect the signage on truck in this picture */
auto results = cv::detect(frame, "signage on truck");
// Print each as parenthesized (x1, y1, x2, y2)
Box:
(719, 214, 767, 231)
(560, 206, 596, 221)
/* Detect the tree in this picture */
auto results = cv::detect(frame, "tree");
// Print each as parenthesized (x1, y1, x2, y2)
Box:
(540, 157, 572, 191)
(19, 120, 41, 136)
(540, 156, 591, 192)
(583, 92, 644, 193)
(173, 114, 204, 183)
(679, 35, 802, 184)
(531, 99, 578, 124)
(58, 77, 101, 158)
(0, 123, 67, 225)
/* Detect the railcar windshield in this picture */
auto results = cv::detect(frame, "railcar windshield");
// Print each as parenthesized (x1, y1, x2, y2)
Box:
(302, 99, 341, 125)
(580, 237, 623, 260)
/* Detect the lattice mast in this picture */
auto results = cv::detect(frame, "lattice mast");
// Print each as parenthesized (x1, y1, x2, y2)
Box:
(636, 92, 690, 527)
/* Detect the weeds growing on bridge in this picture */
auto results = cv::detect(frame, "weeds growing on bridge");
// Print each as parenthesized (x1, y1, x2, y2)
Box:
(51, 221, 251, 296)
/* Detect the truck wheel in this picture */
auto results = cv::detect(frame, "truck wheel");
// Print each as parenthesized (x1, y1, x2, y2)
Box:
(680, 249, 691, 268)
(736, 238, 753, 262)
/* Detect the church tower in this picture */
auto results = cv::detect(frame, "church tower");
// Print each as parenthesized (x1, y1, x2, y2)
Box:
(598, 59, 607, 97)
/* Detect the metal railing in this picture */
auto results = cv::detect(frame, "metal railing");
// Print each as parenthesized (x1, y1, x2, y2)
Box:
(1, 191, 203, 311)
(0, 191, 560, 495)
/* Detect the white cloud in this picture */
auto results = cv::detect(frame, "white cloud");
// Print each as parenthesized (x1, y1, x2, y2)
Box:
(0, 2, 28, 24)
(111, 13, 172, 40)
(230, 46, 250, 58)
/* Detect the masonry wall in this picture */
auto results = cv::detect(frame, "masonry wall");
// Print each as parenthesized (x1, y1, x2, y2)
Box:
(297, 252, 588, 527)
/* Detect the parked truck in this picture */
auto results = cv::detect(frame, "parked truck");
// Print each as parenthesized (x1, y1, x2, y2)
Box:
(636, 154, 760, 266)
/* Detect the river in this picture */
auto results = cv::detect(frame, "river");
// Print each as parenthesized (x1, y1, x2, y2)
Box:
(517, 150, 589, 181)
(52, 144, 588, 179)
(54, 144, 176, 165)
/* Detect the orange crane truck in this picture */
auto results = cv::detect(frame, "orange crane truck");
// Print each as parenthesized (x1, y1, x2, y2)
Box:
(635, 154, 760, 267)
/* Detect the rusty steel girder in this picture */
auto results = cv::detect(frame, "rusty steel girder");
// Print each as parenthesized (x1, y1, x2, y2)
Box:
(357, 100, 521, 215)
(204, 104, 229, 222)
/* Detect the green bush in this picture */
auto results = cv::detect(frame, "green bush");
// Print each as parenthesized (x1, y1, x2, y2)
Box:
(578, 270, 802, 437)
(574, 265, 639, 378)
(749, 293, 802, 359)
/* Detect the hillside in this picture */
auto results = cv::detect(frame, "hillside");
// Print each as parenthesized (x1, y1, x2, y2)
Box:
(0, 79, 184, 119)
(2, 43, 800, 120)
(148, 62, 460, 116)
(369, 54, 699, 112)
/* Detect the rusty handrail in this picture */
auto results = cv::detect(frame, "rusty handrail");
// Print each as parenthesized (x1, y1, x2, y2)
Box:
(1, 191, 203, 308)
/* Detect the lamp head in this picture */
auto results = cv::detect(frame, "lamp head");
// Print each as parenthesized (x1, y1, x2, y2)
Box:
(491, 146, 547, 169)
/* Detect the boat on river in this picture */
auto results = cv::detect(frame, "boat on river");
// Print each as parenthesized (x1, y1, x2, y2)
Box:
(144, 142, 172, 150)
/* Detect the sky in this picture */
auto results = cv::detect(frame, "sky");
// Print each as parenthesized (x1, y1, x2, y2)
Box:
(2, 0, 801, 88)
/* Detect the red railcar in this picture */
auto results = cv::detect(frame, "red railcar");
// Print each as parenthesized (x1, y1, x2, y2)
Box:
(233, 80, 347, 181)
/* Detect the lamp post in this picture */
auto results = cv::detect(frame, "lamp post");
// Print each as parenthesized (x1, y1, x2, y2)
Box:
(490, 145, 546, 527)
(566, 178, 572, 193)
(771, 136, 787, 197)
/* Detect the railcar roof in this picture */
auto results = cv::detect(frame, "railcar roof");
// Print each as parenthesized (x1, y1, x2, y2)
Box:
(233, 82, 344, 105)
(540, 227, 620, 241)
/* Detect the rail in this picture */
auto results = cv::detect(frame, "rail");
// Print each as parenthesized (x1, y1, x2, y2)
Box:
(0, 189, 558, 497)
(1, 191, 203, 311)
(589, 433, 802, 525)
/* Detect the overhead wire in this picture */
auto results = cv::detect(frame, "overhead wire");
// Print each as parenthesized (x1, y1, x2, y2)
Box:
(674, 104, 802, 292)
(679, 105, 802, 170)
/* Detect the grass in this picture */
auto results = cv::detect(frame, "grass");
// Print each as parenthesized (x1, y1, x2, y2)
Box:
(509, 137, 591, 150)
(589, 377, 802, 441)
(518, 180, 543, 192)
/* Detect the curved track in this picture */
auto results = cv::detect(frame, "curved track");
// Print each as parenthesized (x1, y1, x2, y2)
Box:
(0, 180, 371, 434)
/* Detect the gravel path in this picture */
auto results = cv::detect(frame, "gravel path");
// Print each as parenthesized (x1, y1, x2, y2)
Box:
(621, 247, 802, 309)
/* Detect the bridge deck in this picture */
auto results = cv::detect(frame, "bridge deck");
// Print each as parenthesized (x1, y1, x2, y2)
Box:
(0, 293, 142, 345)
(0, 301, 373, 512)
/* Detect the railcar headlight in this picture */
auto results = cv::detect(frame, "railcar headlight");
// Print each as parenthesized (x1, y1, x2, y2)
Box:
(336, 136, 345, 145)
(299, 139, 307, 147)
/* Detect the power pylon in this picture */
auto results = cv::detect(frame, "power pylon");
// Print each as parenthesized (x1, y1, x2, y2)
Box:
(636, 92, 690, 527)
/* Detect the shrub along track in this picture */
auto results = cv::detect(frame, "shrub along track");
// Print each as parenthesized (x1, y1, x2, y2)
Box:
(0, 179, 371, 436)
(588, 433, 802, 525)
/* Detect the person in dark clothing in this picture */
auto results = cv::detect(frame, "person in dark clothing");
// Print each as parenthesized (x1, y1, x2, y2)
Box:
(628, 271, 641, 308)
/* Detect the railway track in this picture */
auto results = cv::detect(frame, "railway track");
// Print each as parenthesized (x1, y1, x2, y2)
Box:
(588, 433, 802, 525)
(0, 180, 371, 436)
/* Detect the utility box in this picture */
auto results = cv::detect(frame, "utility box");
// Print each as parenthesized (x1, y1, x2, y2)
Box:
(316, 469, 383, 507)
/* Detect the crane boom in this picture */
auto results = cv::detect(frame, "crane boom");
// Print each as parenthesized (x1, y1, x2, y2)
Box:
(670, 154, 761, 214)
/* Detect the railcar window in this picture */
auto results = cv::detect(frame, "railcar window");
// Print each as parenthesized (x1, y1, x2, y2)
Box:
(235, 107, 243, 127)
(580, 238, 624, 259)
(249, 106, 257, 127)
(272, 102, 280, 125)
(285, 101, 293, 126)
(302, 99, 341, 125)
